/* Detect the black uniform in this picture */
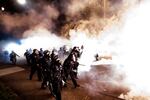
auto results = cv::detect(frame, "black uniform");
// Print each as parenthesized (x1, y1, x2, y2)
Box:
(39, 48, 44, 58)
(63, 52, 80, 88)
(51, 56, 62, 100)
(40, 56, 51, 88)
(24, 50, 31, 65)
(29, 49, 42, 81)
(9, 51, 19, 65)
(40, 50, 52, 87)
(70, 46, 82, 79)
(95, 54, 99, 61)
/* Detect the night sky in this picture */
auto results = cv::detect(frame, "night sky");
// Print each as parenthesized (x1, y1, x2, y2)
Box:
(0, 0, 30, 42)
(0, 0, 124, 50)
(0, 0, 66, 41)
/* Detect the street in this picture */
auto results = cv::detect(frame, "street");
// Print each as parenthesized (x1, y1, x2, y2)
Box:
(0, 64, 128, 100)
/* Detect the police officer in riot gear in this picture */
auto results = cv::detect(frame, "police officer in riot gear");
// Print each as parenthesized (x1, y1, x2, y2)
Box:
(50, 51, 62, 100)
(71, 46, 83, 79)
(24, 49, 31, 65)
(63, 50, 80, 88)
(40, 50, 51, 89)
(9, 51, 20, 65)
(29, 49, 42, 81)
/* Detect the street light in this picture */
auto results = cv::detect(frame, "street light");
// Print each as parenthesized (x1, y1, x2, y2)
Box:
(1, 7, 5, 11)
(17, 0, 27, 5)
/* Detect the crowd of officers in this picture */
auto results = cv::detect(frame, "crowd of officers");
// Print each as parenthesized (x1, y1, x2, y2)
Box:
(22, 46, 84, 100)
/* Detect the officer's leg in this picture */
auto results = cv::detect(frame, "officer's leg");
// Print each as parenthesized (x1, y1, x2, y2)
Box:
(37, 68, 42, 81)
(74, 62, 79, 79)
(53, 82, 61, 100)
(41, 78, 47, 89)
(56, 91, 61, 100)
(14, 58, 17, 65)
(29, 66, 36, 80)
(63, 69, 68, 82)
(27, 58, 30, 65)
(62, 69, 70, 87)
(70, 71, 79, 88)
(41, 73, 46, 89)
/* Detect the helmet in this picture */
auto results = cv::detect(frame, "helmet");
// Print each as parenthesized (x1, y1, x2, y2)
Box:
(72, 46, 77, 51)
(53, 55, 59, 60)
(44, 50, 50, 56)
(72, 46, 80, 53)
(26, 49, 29, 52)
(33, 49, 39, 55)
(40, 48, 43, 51)
(51, 50, 59, 61)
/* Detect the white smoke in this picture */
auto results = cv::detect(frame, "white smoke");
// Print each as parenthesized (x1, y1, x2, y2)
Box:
(112, 0, 150, 98)
(69, 0, 150, 98)
(4, 0, 150, 98)
(4, 27, 68, 56)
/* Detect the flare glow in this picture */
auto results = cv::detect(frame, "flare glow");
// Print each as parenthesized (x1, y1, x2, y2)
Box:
(17, 0, 27, 5)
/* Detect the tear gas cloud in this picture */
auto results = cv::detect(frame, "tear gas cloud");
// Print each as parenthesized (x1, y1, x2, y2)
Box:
(87, 0, 150, 99)
(1, 0, 150, 99)
(117, 0, 150, 98)
(0, 0, 126, 38)
(1, 0, 126, 69)
(0, 4, 59, 38)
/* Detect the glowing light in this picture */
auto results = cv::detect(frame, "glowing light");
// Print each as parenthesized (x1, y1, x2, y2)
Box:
(68, 29, 114, 72)
(17, 0, 27, 5)
(4, 43, 20, 53)
(1, 7, 5, 11)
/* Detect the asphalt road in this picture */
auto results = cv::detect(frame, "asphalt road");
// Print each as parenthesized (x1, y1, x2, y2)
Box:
(0, 64, 128, 100)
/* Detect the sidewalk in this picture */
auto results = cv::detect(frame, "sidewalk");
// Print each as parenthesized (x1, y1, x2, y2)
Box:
(0, 66, 24, 76)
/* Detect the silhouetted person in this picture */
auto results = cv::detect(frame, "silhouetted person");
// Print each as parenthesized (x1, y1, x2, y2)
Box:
(24, 49, 31, 65)
(9, 51, 19, 65)
(29, 49, 42, 81)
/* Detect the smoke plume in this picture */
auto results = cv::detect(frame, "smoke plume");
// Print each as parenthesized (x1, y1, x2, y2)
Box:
(0, 0, 129, 39)
(1, 0, 148, 99)
(0, 4, 59, 38)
